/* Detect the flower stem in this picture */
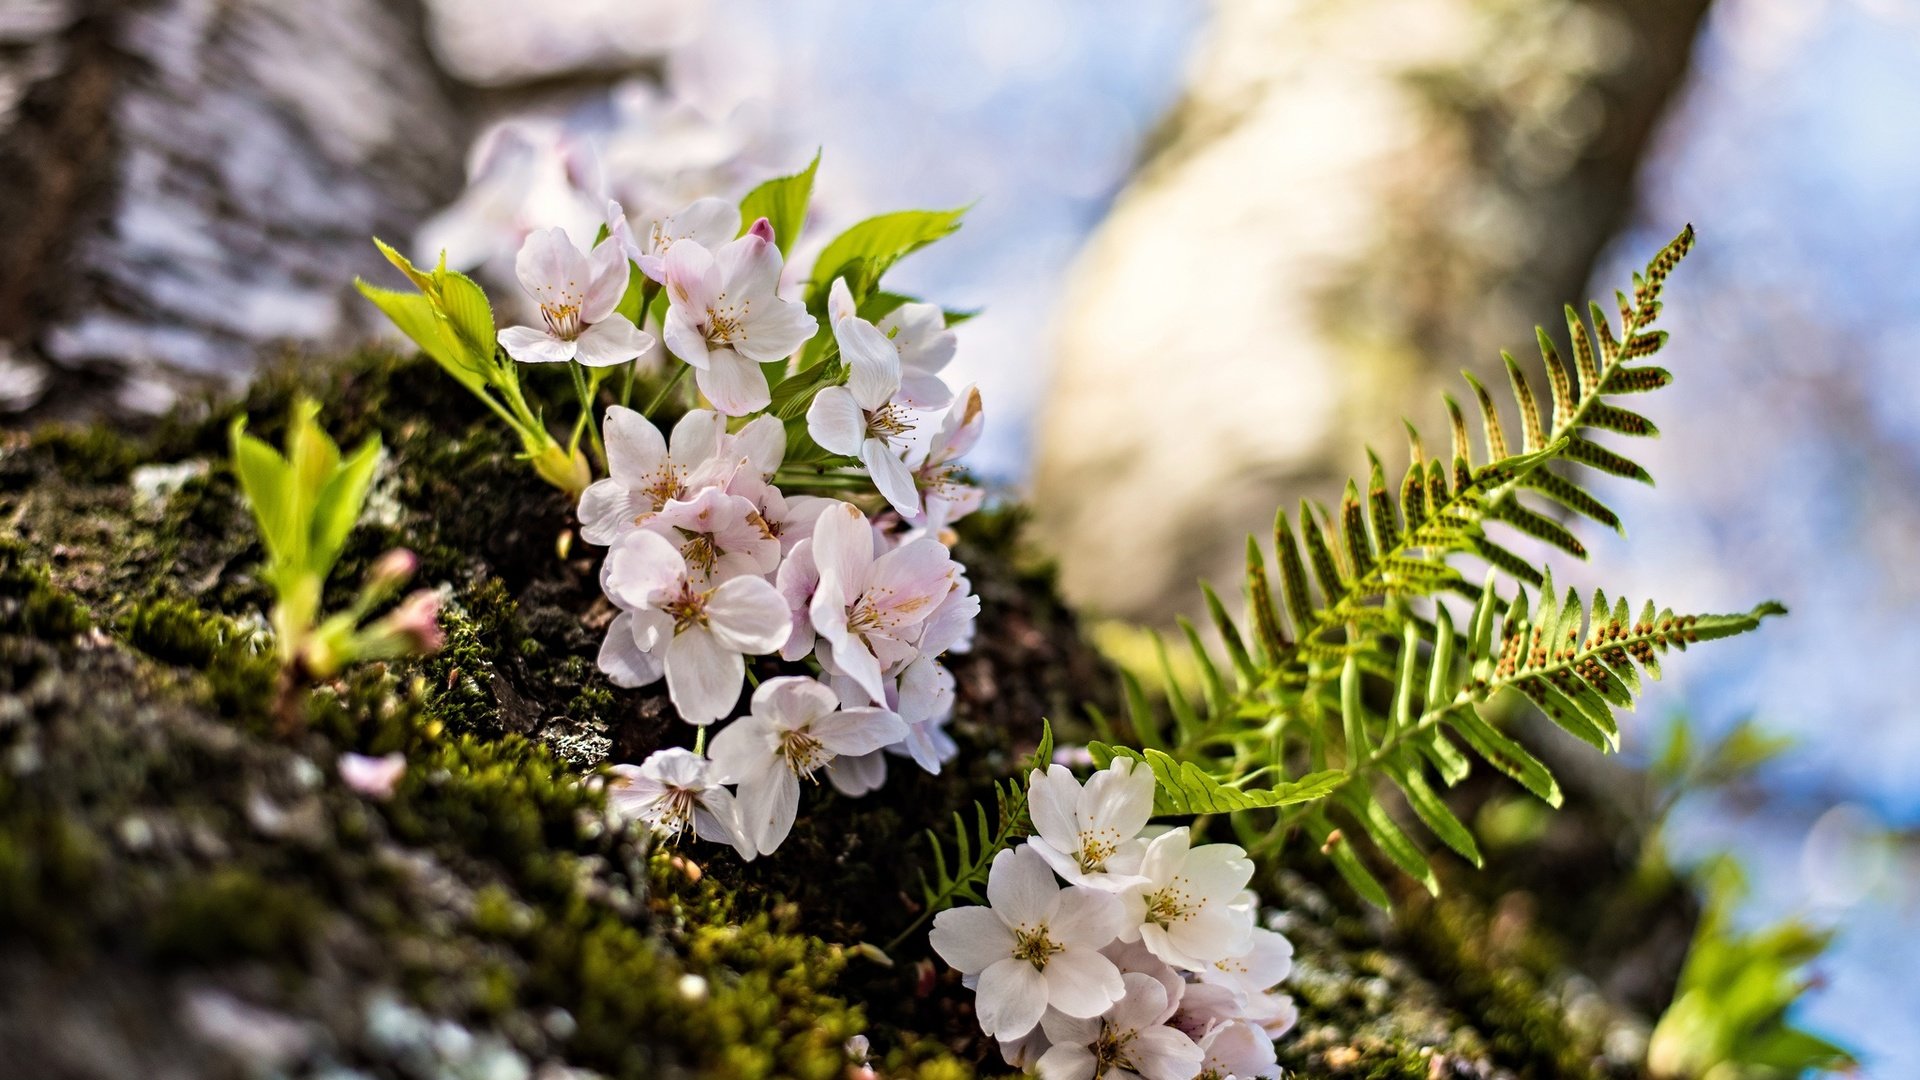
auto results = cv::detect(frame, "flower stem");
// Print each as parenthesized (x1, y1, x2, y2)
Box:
(643, 363, 692, 419)
(569, 361, 606, 469)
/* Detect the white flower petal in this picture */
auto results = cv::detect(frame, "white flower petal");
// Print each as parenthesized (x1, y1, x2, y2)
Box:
(573, 316, 655, 368)
(805, 386, 867, 456)
(694, 349, 771, 416)
(863, 438, 923, 518)
(498, 325, 576, 364)
(597, 611, 663, 688)
(986, 846, 1060, 929)
(929, 905, 1015, 974)
(1041, 947, 1124, 1019)
(665, 627, 744, 725)
(705, 576, 791, 655)
(974, 957, 1048, 1039)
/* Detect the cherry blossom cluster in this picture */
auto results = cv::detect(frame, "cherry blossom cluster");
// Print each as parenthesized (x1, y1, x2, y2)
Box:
(494, 196, 986, 860)
(930, 759, 1297, 1080)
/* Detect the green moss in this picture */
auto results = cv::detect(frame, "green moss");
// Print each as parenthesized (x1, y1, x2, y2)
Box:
(147, 867, 324, 964)
(0, 538, 93, 639)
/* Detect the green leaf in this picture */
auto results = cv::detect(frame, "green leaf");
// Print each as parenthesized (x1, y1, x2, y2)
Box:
(806, 207, 967, 310)
(434, 266, 498, 368)
(229, 418, 293, 564)
(1087, 744, 1343, 815)
(309, 435, 382, 573)
(355, 281, 487, 395)
(738, 150, 821, 258)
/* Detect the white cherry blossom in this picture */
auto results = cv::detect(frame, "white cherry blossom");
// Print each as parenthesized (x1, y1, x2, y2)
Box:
(608, 196, 741, 283)
(662, 220, 817, 415)
(644, 486, 780, 585)
(1027, 759, 1156, 891)
(605, 748, 752, 859)
(877, 298, 957, 409)
(577, 407, 740, 546)
(596, 529, 789, 724)
(1199, 926, 1293, 1000)
(1035, 972, 1202, 1080)
(808, 501, 958, 703)
(1122, 827, 1256, 971)
(806, 278, 923, 516)
(498, 227, 655, 367)
(929, 846, 1127, 1040)
(707, 676, 906, 856)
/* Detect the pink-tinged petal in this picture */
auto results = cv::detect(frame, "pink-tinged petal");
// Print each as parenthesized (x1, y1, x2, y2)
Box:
(602, 404, 667, 480)
(665, 627, 744, 725)
(864, 538, 956, 630)
(826, 750, 888, 796)
(838, 317, 902, 409)
(810, 502, 875, 599)
(776, 539, 821, 661)
(974, 958, 1048, 1040)
(828, 277, 858, 327)
(597, 611, 664, 688)
(1042, 947, 1125, 1019)
(514, 226, 587, 304)
(812, 706, 907, 757)
(1049, 887, 1124, 949)
(576, 478, 647, 546)
(605, 199, 643, 262)
(751, 674, 840, 729)
(663, 237, 720, 311)
(1129, 1025, 1205, 1080)
(917, 586, 980, 658)
(715, 228, 782, 298)
(1033, 1043, 1094, 1080)
(863, 438, 923, 518)
(498, 325, 576, 364)
(601, 530, 686, 608)
(705, 576, 791, 655)
(986, 846, 1060, 929)
(733, 414, 786, 476)
(636, 252, 668, 283)
(573, 316, 655, 368)
(1209, 927, 1294, 992)
(582, 236, 630, 323)
(735, 768, 800, 855)
(746, 216, 775, 244)
(662, 307, 712, 368)
(896, 370, 953, 410)
(930, 384, 985, 463)
(805, 386, 867, 456)
(930, 905, 1015, 974)
(694, 349, 770, 416)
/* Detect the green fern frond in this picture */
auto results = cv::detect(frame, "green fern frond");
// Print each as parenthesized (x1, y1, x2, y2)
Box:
(1082, 227, 1788, 907)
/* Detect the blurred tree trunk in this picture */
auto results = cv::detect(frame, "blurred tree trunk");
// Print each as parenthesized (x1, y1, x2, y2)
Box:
(0, 0, 469, 420)
(1032, 0, 1711, 622)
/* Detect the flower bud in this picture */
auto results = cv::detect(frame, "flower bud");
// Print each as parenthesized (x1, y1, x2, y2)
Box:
(367, 548, 418, 591)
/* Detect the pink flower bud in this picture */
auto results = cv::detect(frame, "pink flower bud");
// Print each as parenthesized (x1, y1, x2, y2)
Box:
(386, 590, 444, 654)
(368, 548, 418, 590)
(747, 217, 775, 244)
